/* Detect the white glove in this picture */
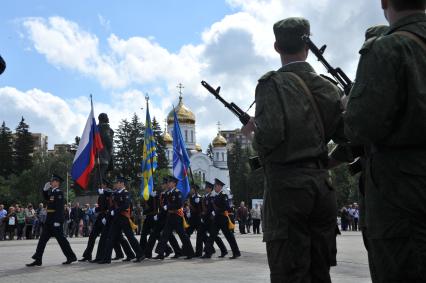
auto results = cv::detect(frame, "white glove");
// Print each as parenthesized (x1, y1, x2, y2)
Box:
(43, 182, 51, 191)
(101, 218, 106, 225)
(53, 222, 60, 227)
(98, 188, 104, 195)
(195, 198, 200, 204)
(163, 205, 167, 211)
(211, 211, 215, 217)
(201, 218, 204, 223)
(151, 191, 157, 197)
(186, 212, 191, 218)
(153, 215, 158, 221)
(110, 210, 115, 216)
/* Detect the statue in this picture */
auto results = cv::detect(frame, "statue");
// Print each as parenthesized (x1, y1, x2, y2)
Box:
(93, 113, 114, 189)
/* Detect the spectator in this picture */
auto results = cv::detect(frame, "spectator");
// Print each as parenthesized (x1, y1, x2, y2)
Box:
(63, 204, 71, 237)
(133, 204, 143, 235)
(5, 206, 17, 240)
(25, 203, 36, 239)
(16, 207, 26, 239)
(0, 204, 7, 240)
(236, 201, 248, 234)
(251, 204, 262, 234)
(352, 203, 360, 231)
(347, 204, 354, 231)
(340, 206, 349, 231)
(89, 204, 97, 232)
(70, 202, 83, 237)
(82, 204, 91, 237)
(246, 208, 252, 233)
(33, 203, 44, 239)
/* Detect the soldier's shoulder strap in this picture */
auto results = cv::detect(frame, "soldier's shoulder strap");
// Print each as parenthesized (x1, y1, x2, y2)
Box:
(393, 30, 426, 52)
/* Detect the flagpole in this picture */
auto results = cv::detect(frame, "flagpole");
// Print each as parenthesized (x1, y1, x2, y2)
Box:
(92, 94, 104, 190)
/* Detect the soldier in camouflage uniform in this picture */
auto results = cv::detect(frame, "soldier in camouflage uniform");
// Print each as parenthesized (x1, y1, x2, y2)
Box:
(345, 1, 426, 282)
(242, 17, 346, 282)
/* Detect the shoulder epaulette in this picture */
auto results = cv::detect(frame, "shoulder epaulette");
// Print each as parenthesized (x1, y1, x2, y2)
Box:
(258, 71, 276, 82)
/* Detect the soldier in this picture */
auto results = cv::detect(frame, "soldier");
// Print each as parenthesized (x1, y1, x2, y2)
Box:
(98, 177, 144, 263)
(153, 176, 195, 260)
(345, 1, 426, 282)
(241, 17, 346, 282)
(26, 174, 77, 266)
(185, 184, 203, 257)
(145, 177, 180, 258)
(139, 183, 159, 256)
(200, 181, 228, 258)
(203, 178, 240, 259)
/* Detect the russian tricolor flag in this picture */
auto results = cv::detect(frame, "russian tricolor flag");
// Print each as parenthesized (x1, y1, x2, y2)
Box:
(71, 98, 103, 190)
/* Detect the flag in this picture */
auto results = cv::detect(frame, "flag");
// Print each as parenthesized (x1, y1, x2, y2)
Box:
(141, 100, 158, 200)
(172, 110, 191, 199)
(71, 97, 103, 190)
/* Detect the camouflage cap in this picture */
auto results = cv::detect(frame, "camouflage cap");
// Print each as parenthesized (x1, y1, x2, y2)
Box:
(365, 25, 388, 40)
(273, 17, 310, 53)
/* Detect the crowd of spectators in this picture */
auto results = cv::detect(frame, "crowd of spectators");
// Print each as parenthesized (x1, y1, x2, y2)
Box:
(339, 203, 360, 231)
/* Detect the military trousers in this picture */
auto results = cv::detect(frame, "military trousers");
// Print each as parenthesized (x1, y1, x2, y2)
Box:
(139, 215, 156, 254)
(200, 216, 227, 255)
(363, 151, 426, 283)
(186, 215, 204, 256)
(205, 215, 240, 257)
(262, 165, 337, 283)
(156, 213, 194, 257)
(82, 214, 104, 259)
(146, 215, 180, 257)
(32, 223, 76, 261)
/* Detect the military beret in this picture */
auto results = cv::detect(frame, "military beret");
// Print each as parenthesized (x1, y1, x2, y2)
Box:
(273, 17, 310, 45)
(214, 178, 225, 187)
(167, 175, 179, 183)
(205, 181, 214, 189)
(365, 25, 388, 40)
(51, 173, 64, 183)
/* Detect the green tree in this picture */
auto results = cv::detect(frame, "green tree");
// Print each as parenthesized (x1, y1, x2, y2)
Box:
(206, 143, 214, 160)
(227, 140, 250, 204)
(330, 164, 359, 209)
(14, 117, 34, 173)
(152, 117, 168, 169)
(0, 121, 14, 178)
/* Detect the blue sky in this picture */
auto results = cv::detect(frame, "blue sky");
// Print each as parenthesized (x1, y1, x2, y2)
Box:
(0, 0, 385, 149)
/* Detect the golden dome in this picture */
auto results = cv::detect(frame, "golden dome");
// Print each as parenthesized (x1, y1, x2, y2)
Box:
(167, 96, 195, 125)
(195, 143, 202, 152)
(163, 131, 173, 144)
(212, 133, 227, 147)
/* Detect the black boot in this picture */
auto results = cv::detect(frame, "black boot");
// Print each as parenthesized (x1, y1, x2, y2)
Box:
(26, 260, 42, 267)
(62, 257, 77, 264)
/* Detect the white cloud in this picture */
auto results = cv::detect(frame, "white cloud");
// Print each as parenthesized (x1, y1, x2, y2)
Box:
(15, 0, 386, 149)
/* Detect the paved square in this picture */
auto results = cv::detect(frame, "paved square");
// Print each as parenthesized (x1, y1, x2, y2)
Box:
(0, 232, 371, 283)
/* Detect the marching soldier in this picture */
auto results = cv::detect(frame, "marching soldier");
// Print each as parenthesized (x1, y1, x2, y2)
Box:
(203, 178, 240, 259)
(99, 177, 144, 263)
(145, 177, 180, 258)
(26, 174, 77, 266)
(154, 176, 195, 260)
(200, 181, 228, 258)
(139, 183, 160, 256)
(186, 184, 203, 257)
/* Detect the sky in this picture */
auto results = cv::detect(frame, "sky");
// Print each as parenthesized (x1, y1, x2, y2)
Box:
(0, 0, 387, 150)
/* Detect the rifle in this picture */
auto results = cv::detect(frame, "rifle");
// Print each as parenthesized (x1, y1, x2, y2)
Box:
(201, 81, 261, 171)
(302, 35, 353, 96)
(201, 81, 251, 125)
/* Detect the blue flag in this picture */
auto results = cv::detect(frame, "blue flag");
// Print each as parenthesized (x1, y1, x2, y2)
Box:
(140, 101, 157, 200)
(172, 110, 191, 199)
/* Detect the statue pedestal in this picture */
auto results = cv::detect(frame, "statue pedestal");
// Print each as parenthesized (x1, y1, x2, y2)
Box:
(74, 194, 98, 206)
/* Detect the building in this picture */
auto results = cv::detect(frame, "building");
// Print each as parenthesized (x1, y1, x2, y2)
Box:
(220, 129, 253, 150)
(163, 95, 230, 189)
(48, 143, 77, 156)
(32, 133, 48, 154)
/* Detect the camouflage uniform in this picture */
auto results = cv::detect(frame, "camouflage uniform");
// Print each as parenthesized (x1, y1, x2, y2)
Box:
(254, 18, 345, 283)
(345, 13, 426, 283)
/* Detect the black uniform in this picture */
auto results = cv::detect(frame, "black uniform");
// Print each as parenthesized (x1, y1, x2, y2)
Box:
(156, 188, 195, 258)
(205, 190, 240, 258)
(186, 193, 203, 256)
(200, 192, 227, 257)
(146, 190, 181, 257)
(139, 192, 159, 255)
(94, 189, 134, 261)
(31, 187, 76, 263)
(102, 188, 143, 262)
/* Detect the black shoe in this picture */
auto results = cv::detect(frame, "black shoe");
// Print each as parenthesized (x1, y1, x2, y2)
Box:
(89, 259, 100, 263)
(26, 260, 42, 267)
(171, 254, 182, 259)
(218, 251, 228, 258)
(184, 256, 193, 260)
(62, 257, 77, 264)
(97, 260, 111, 264)
(200, 254, 211, 259)
(194, 253, 202, 257)
(133, 256, 145, 262)
(122, 257, 135, 262)
(229, 254, 241, 260)
(78, 257, 91, 262)
(112, 256, 123, 261)
(152, 255, 164, 260)
(145, 254, 152, 259)
(164, 250, 171, 258)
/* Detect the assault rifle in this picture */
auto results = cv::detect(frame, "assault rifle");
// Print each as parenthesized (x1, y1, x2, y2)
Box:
(201, 81, 251, 125)
(201, 80, 261, 171)
(302, 35, 353, 96)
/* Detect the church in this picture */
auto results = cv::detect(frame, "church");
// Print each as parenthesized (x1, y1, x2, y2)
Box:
(162, 94, 230, 189)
